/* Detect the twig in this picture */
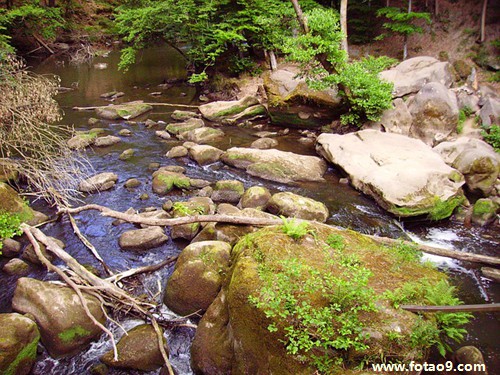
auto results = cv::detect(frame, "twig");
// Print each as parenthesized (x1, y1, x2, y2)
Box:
(152, 318, 175, 375)
(401, 303, 500, 313)
(33, 34, 54, 54)
(105, 256, 178, 284)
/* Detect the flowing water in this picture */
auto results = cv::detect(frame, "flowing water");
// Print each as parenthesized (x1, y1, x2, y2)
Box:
(1, 46, 498, 374)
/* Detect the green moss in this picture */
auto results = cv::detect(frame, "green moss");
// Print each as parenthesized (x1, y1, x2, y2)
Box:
(428, 195, 465, 221)
(249, 162, 290, 179)
(473, 199, 498, 216)
(215, 181, 244, 195)
(4, 333, 40, 375)
(214, 104, 247, 119)
(157, 174, 190, 193)
(58, 325, 92, 343)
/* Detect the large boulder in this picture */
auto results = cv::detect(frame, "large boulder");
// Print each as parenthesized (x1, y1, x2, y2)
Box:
(221, 147, 327, 184)
(191, 224, 453, 374)
(12, 278, 106, 358)
(408, 82, 459, 146)
(238, 186, 271, 210)
(100, 324, 168, 371)
(263, 66, 342, 128)
(179, 127, 225, 144)
(267, 192, 329, 222)
(316, 130, 465, 219)
(118, 226, 168, 251)
(364, 98, 413, 135)
(434, 137, 500, 196)
(164, 241, 231, 316)
(0, 313, 40, 375)
(199, 96, 259, 122)
(95, 101, 152, 120)
(188, 145, 224, 166)
(379, 56, 454, 98)
(0, 182, 36, 224)
(152, 169, 191, 195)
(78, 172, 118, 193)
(166, 118, 205, 135)
(479, 97, 500, 128)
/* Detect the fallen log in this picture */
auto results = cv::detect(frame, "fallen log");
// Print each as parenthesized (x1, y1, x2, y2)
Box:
(72, 102, 199, 111)
(401, 303, 500, 313)
(60, 204, 500, 267)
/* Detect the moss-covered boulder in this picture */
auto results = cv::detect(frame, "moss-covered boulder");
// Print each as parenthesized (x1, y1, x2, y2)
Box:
(211, 180, 245, 204)
(152, 169, 191, 195)
(267, 192, 329, 222)
(191, 224, 465, 374)
(180, 127, 225, 144)
(188, 145, 224, 166)
(166, 118, 205, 135)
(0, 313, 40, 375)
(118, 226, 168, 251)
(170, 197, 215, 240)
(223, 104, 268, 125)
(222, 147, 327, 184)
(100, 324, 168, 371)
(0, 183, 35, 224)
(317, 130, 465, 219)
(67, 129, 105, 150)
(164, 241, 231, 316)
(171, 110, 201, 121)
(166, 145, 188, 158)
(95, 101, 152, 120)
(434, 137, 500, 196)
(0, 159, 19, 183)
(238, 186, 271, 210)
(199, 96, 259, 122)
(471, 198, 499, 226)
(3, 259, 30, 276)
(12, 277, 106, 358)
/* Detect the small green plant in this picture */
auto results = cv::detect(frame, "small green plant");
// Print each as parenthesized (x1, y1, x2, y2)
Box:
(0, 211, 22, 251)
(280, 216, 313, 240)
(457, 106, 474, 134)
(482, 125, 500, 152)
(325, 233, 345, 251)
(172, 202, 205, 216)
(393, 240, 422, 263)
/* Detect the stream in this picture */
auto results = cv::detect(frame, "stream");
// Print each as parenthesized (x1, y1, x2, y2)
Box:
(1, 46, 498, 374)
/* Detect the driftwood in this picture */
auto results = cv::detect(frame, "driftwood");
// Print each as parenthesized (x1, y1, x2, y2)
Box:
(60, 204, 500, 267)
(72, 102, 199, 111)
(401, 303, 500, 313)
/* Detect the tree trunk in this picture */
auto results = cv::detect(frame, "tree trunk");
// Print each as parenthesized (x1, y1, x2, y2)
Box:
(340, 0, 349, 56)
(435, 0, 439, 16)
(403, 0, 412, 60)
(290, 0, 309, 33)
(480, 0, 488, 43)
(269, 50, 278, 71)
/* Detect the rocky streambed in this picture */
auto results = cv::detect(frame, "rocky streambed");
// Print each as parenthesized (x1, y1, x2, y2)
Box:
(1, 47, 499, 374)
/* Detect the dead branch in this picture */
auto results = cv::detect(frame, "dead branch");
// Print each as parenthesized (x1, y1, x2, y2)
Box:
(105, 256, 177, 284)
(401, 303, 500, 313)
(72, 103, 199, 111)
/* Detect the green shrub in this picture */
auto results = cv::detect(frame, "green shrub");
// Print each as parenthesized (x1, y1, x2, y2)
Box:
(481, 125, 500, 152)
(0, 211, 22, 251)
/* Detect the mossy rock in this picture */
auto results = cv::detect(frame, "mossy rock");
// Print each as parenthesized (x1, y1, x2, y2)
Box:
(95, 101, 152, 120)
(0, 182, 35, 224)
(171, 110, 201, 121)
(211, 180, 245, 204)
(238, 186, 271, 210)
(67, 129, 104, 150)
(166, 118, 205, 135)
(223, 104, 268, 125)
(267, 192, 329, 222)
(471, 198, 499, 226)
(0, 313, 40, 375)
(188, 145, 224, 166)
(152, 170, 191, 195)
(164, 241, 231, 316)
(199, 96, 259, 122)
(180, 127, 225, 144)
(170, 198, 214, 240)
(191, 224, 455, 374)
(100, 324, 168, 371)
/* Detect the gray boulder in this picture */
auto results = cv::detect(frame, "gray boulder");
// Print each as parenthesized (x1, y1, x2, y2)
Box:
(434, 137, 500, 196)
(364, 98, 413, 135)
(408, 82, 459, 146)
(118, 226, 168, 251)
(164, 241, 231, 316)
(379, 56, 454, 98)
(479, 97, 500, 128)
(78, 172, 118, 193)
(166, 118, 205, 135)
(267, 192, 329, 222)
(12, 278, 106, 358)
(211, 180, 245, 204)
(0, 313, 40, 375)
(238, 186, 271, 210)
(189, 145, 224, 165)
(94, 135, 121, 147)
(316, 130, 465, 219)
(95, 101, 152, 120)
(222, 147, 327, 184)
(199, 96, 259, 122)
(180, 127, 225, 144)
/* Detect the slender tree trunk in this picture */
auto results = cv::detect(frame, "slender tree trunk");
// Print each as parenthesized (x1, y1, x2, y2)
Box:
(480, 0, 488, 43)
(403, 0, 412, 60)
(290, 0, 309, 33)
(386, 0, 390, 7)
(269, 50, 278, 71)
(435, 0, 439, 16)
(340, 0, 349, 56)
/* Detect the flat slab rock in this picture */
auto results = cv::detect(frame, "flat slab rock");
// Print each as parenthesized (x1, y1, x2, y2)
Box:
(316, 130, 465, 218)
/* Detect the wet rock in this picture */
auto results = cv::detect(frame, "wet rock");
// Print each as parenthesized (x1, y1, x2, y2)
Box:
(238, 186, 271, 210)
(12, 277, 106, 358)
(408, 82, 459, 146)
(211, 180, 245, 204)
(471, 198, 499, 226)
(364, 98, 413, 135)
(1, 238, 22, 258)
(100, 91, 118, 99)
(180, 127, 225, 144)
(221, 147, 327, 184)
(267, 192, 329, 222)
(148, 162, 160, 171)
(316, 130, 465, 219)
(166, 118, 205, 135)
(164, 241, 231, 316)
(144, 119, 157, 128)
(255, 131, 277, 138)
(152, 169, 191, 194)
(95, 101, 153, 120)
(481, 267, 500, 283)
(199, 95, 259, 122)
(250, 137, 278, 149)
(101, 324, 168, 372)
(434, 137, 500, 196)
(162, 165, 186, 174)
(222, 104, 268, 124)
(79, 172, 118, 193)
(171, 110, 200, 121)
(190, 179, 211, 189)
(118, 226, 168, 251)
(379, 56, 454, 97)
(188, 145, 224, 165)
(0, 313, 40, 375)
(22, 237, 65, 265)
(155, 130, 171, 140)
(67, 129, 104, 150)
(119, 148, 135, 161)
(88, 117, 100, 126)
(166, 146, 188, 158)
(94, 135, 121, 147)
(118, 129, 132, 136)
(124, 178, 141, 188)
(170, 198, 214, 240)
(454, 346, 488, 375)
(139, 193, 149, 200)
(3, 258, 30, 276)
(196, 186, 213, 198)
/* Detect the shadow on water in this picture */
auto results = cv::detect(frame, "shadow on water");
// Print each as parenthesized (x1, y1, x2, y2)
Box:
(1, 45, 497, 374)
